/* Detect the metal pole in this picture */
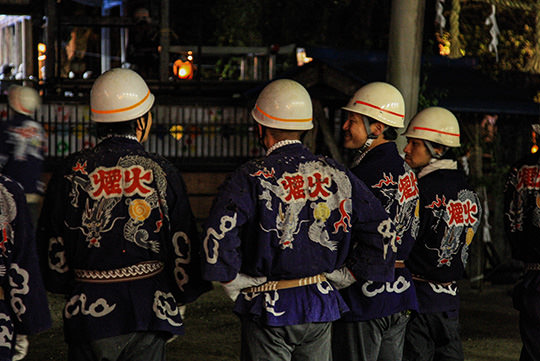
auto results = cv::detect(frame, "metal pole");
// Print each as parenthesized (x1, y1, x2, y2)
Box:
(101, 6, 111, 73)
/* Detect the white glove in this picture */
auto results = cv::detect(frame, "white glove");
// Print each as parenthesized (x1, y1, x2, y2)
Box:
(12, 334, 28, 361)
(325, 267, 356, 290)
(221, 273, 267, 301)
(179, 305, 186, 319)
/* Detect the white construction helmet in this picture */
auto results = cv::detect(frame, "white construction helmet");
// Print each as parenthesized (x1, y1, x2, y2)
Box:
(90, 68, 155, 123)
(342, 82, 405, 128)
(403, 106, 461, 147)
(251, 79, 313, 130)
(8, 85, 41, 116)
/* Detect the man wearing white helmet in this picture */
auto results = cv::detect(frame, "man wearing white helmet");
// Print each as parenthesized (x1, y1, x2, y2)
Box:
(201, 78, 396, 361)
(332, 82, 420, 361)
(504, 122, 540, 361)
(401, 107, 481, 361)
(0, 85, 45, 227)
(37, 68, 211, 361)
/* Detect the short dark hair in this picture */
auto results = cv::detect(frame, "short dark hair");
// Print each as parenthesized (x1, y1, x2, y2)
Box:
(365, 116, 398, 140)
(265, 126, 305, 141)
(95, 112, 150, 139)
(382, 126, 398, 140)
(95, 119, 138, 139)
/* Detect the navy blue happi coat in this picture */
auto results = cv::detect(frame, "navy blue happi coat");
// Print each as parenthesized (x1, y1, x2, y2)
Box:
(406, 160, 481, 316)
(38, 136, 211, 344)
(0, 174, 51, 360)
(341, 142, 420, 321)
(202, 142, 396, 326)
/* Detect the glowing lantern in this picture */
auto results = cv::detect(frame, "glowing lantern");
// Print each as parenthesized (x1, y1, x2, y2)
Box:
(38, 43, 47, 80)
(173, 59, 193, 80)
(38, 43, 46, 61)
(296, 48, 313, 66)
(532, 131, 538, 154)
(170, 125, 184, 140)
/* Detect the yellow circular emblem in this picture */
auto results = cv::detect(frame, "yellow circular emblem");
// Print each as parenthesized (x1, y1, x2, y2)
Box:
(313, 202, 331, 222)
(129, 199, 151, 221)
(465, 227, 475, 245)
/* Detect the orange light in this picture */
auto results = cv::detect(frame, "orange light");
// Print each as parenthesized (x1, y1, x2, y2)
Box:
(38, 43, 47, 61)
(531, 144, 538, 154)
(170, 125, 184, 140)
(173, 59, 193, 80)
(38, 43, 47, 80)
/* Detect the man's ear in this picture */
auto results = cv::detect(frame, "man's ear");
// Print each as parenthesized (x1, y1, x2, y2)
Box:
(372, 122, 386, 136)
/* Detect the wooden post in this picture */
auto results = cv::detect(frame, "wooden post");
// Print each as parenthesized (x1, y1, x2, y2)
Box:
(312, 99, 343, 164)
(469, 120, 485, 289)
(387, 0, 425, 154)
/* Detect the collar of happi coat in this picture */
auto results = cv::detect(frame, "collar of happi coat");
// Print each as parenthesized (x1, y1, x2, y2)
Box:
(266, 139, 302, 156)
(417, 159, 457, 179)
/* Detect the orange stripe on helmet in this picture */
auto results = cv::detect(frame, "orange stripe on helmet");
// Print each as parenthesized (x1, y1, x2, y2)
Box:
(413, 126, 459, 137)
(14, 98, 31, 114)
(91, 90, 151, 114)
(255, 104, 312, 122)
(355, 100, 404, 118)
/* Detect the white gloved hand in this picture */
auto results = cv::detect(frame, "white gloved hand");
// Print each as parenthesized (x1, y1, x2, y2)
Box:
(325, 267, 356, 290)
(179, 305, 186, 319)
(221, 273, 267, 301)
(12, 334, 29, 361)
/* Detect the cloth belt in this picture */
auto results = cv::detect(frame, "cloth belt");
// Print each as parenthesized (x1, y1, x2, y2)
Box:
(242, 274, 327, 293)
(525, 263, 540, 271)
(411, 274, 455, 287)
(25, 193, 42, 204)
(74, 260, 164, 283)
(395, 260, 405, 268)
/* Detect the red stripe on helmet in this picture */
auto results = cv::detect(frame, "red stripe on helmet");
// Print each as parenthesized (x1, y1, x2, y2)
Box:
(413, 126, 459, 137)
(354, 100, 404, 118)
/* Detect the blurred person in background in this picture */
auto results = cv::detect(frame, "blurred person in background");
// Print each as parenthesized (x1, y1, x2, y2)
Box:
(0, 85, 45, 228)
(504, 122, 540, 361)
(126, 8, 159, 79)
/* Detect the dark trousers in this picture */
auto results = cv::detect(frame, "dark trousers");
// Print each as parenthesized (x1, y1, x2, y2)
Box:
(332, 310, 411, 361)
(513, 277, 540, 361)
(240, 317, 332, 361)
(403, 311, 464, 361)
(68, 332, 168, 361)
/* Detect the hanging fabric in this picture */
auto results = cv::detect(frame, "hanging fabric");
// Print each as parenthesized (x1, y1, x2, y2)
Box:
(435, 0, 446, 34)
(485, 4, 500, 62)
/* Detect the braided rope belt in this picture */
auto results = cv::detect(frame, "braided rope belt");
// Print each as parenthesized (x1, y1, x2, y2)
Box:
(242, 274, 327, 293)
(411, 274, 455, 287)
(395, 260, 406, 268)
(74, 260, 164, 283)
(525, 263, 540, 271)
